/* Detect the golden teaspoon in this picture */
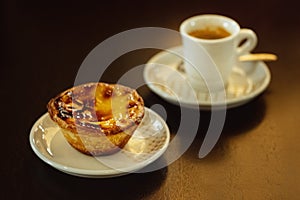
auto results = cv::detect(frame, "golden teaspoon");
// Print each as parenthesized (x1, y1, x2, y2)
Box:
(239, 53, 278, 62)
(177, 53, 277, 73)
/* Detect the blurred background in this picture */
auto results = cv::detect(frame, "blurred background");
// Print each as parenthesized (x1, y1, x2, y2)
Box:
(2, 0, 300, 199)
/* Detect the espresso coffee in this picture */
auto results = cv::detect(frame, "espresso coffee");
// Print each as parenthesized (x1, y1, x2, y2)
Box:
(189, 26, 231, 39)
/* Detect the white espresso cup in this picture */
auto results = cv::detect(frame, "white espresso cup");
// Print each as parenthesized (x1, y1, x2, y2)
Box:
(180, 14, 257, 93)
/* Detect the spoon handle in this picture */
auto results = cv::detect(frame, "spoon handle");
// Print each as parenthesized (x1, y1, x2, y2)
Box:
(239, 53, 278, 62)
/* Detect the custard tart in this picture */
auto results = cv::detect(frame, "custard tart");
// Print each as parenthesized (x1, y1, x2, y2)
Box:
(47, 82, 144, 156)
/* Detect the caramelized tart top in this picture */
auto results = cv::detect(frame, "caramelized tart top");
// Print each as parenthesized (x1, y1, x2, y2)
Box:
(47, 82, 144, 135)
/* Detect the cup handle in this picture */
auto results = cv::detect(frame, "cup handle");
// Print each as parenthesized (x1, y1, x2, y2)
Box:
(236, 29, 257, 56)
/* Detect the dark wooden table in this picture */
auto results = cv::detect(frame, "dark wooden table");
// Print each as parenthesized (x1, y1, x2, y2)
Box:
(2, 0, 300, 199)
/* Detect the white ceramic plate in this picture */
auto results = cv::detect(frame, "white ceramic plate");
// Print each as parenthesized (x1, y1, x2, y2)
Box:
(29, 108, 170, 178)
(144, 46, 271, 109)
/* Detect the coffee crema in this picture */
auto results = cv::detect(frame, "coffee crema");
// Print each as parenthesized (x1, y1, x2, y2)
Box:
(189, 26, 231, 39)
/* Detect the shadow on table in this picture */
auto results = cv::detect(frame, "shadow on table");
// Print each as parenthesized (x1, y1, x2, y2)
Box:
(185, 96, 267, 162)
(141, 86, 267, 162)
(30, 155, 168, 200)
(222, 97, 267, 136)
(161, 96, 266, 162)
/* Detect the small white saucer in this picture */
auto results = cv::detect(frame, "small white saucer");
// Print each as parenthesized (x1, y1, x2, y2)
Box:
(29, 108, 170, 178)
(144, 46, 271, 109)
